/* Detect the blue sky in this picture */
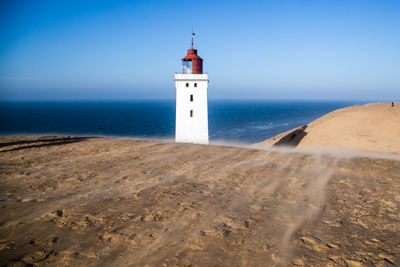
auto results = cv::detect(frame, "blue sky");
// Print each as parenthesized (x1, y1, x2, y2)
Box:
(0, 0, 399, 100)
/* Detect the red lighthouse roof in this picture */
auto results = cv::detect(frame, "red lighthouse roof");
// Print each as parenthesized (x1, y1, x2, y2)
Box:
(181, 32, 203, 74)
(182, 49, 202, 60)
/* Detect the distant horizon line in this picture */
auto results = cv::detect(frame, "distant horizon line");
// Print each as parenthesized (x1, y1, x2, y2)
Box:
(0, 98, 395, 102)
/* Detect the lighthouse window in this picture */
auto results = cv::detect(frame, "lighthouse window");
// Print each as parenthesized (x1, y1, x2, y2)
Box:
(190, 110, 193, 117)
(190, 95, 193, 102)
(182, 60, 192, 74)
(194, 83, 197, 87)
(186, 83, 189, 87)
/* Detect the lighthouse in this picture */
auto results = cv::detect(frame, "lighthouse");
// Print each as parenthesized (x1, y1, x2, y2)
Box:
(175, 33, 209, 144)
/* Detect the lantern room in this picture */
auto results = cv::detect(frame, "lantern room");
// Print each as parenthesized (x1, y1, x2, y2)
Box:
(182, 49, 203, 74)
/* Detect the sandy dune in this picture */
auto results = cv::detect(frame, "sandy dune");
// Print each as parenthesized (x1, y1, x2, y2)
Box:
(256, 102, 400, 155)
(0, 136, 399, 266)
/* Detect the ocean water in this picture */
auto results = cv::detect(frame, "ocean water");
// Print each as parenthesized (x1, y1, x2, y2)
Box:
(0, 100, 367, 144)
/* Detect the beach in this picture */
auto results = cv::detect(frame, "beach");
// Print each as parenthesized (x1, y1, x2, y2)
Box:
(1, 136, 399, 266)
(2, 0, 400, 265)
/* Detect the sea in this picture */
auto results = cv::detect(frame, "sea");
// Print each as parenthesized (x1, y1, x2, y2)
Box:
(0, 100, 368, 144)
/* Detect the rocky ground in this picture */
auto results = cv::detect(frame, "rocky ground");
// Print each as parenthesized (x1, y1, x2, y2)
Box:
(0, 136, 399, 266)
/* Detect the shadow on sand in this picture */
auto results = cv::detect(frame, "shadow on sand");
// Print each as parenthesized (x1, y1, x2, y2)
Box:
(273, 125, 308, 147)
(0, 136, 92, 153)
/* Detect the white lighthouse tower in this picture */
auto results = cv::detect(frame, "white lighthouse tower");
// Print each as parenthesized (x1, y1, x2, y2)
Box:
(175, 33, 209, 144)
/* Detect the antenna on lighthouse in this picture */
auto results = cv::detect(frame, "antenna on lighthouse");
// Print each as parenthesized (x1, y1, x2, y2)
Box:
(191, 30, 195, 49)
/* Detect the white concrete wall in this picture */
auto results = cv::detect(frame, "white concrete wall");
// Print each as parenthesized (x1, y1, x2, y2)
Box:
(175, 74, 209, 144)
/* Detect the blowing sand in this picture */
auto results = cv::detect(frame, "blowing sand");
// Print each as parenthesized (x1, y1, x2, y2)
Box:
(256, 102, 400, 155)
(1, 136, 399, 266)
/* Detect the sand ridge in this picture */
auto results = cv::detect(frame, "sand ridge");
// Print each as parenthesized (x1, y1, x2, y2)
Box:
(0, 136, 399, 266)
(256, 102, 400, 155)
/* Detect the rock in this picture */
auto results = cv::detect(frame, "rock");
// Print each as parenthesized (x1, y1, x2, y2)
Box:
(293, 258, 304, 266)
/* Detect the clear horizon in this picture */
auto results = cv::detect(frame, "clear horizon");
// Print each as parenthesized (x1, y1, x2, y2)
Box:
(1, 0, 399, 101)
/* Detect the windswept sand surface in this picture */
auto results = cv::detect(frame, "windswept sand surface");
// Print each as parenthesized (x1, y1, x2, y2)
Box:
(1, 136, 400, 266)
(257, 103, 400, 155)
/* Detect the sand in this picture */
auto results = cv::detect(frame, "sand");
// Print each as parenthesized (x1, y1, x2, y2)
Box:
(256, 102, 400, 155)
(1, 136, 399, 266)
